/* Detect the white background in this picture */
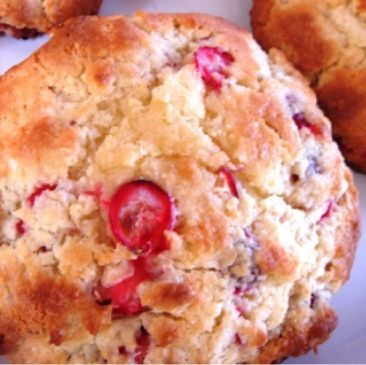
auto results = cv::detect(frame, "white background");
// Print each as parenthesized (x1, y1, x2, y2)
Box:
(0, 1, 365, 363)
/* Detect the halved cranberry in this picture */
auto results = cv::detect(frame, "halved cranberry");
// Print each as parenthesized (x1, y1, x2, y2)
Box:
(109, 180, 174, 254)
(194, 46, 234, 90)
(134, 327, 151, 364)
(319, 200, 334, 222)
(97, 257, 157, 315)
(293, 113, 323, 137)
(219, 167, 239, 198)
(27, 184, 57, 207)
(16, 219, 26, 236)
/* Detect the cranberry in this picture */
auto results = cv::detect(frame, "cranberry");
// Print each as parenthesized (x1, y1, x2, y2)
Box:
(16, 219, 26, 236)
(108, 180, 174, 254)
(134, 327, 151, 364)
(234, 286, 242, 296)
(293, 113, 323, 137)
(97, 257, 159, 315)
(219, 167, 239, 198)
(194, 46, 234, 90)
(319, 200, 334, 222)
(234, 282, 255, 297)
(235, 333, 247, 346)
(118, 346, 129, 356)
(27, 184, 57, 207)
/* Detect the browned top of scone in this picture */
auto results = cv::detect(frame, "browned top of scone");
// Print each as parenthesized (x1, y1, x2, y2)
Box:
(0, 0, 102, 33)
(0, 13, 360, 364)
(251, 0, 366, 172)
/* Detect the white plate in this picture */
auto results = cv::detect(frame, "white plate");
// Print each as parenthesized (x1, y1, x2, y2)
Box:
(0, 1, 365, 363)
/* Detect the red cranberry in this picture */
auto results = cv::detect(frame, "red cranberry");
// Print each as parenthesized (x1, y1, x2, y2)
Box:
(16, 219, 26, 236)
(118, 346, 129, 356)
(27, 184, 57, 207)
(235, 333, 247, 346)
(194, 46, 234, 90)
(234, 282, 255, 297)
(234, 286, 242, 296)
(219, 167, 239, 198)
(319, 200, 334, 222)
(97, 257, 159, 315)
(108, 180, 174, 254)
(134, 327, 151, 364)
(293, 113, 323, 137)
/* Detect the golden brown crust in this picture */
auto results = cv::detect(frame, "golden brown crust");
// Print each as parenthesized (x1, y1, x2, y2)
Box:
(0, 0, 102, 34)
(257, 302, 338, 363)
(324, 169, 361, 288)
(251, 1, 339, 79)
(317, 67, 366, 172)
(251, 0, 366, 172)
(0, 248, 110, 357)
(0, 13, 360, 364)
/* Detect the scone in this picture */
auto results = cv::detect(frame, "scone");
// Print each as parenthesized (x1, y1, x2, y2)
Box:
(251, 0, 366, 173)
(0, 0, 102, 38)
(0, 13, 360, 364)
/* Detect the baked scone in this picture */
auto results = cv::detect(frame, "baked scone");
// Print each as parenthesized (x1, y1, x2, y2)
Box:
(251, 0, 366, 173)
(0, 0, 102, 38)
(0, 13, 360, 364)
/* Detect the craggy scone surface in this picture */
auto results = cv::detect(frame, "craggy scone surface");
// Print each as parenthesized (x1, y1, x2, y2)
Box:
(0, 13, 360, 364)
(251, 0, 366, 173)
(0, 0, 102, 36)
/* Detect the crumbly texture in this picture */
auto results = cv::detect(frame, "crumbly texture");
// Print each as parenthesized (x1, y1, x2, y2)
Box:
(251, 0, 366, 173)
(0, 0, 102, 35)
(0, 13, 360, 364)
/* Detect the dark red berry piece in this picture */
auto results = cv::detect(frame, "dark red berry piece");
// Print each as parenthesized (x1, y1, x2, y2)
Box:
(27, 184, 57, 207)
(134, 327, 151, 364)
(97, 257, 159, 316)
(194, 46, 234, 90)
(234, 286, 242, 296)
(319, 200, 334, 222)
(118, 346, 129, 356)
(109, 180, 174, 254)
(219, 167, 239, 198)
(235, 333, 247, 346)
(293, 113, 323, 137)
(16, 219, 26, 236)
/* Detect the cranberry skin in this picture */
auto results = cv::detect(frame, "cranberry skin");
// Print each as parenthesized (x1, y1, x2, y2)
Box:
(319, 200, 334, 222)
(118, 346, 129, 356)
(194, 46, 234, 90)
(16, 219, 26, 236)
(109, 180, 174, 254)
(293, 113, 323, 137)
(97, 257, 154, 315)
(134, 327, 151, 364)
(27, 184, 57, 207)
(219, 167, 239, 198)
(235, 333, 247, 346)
